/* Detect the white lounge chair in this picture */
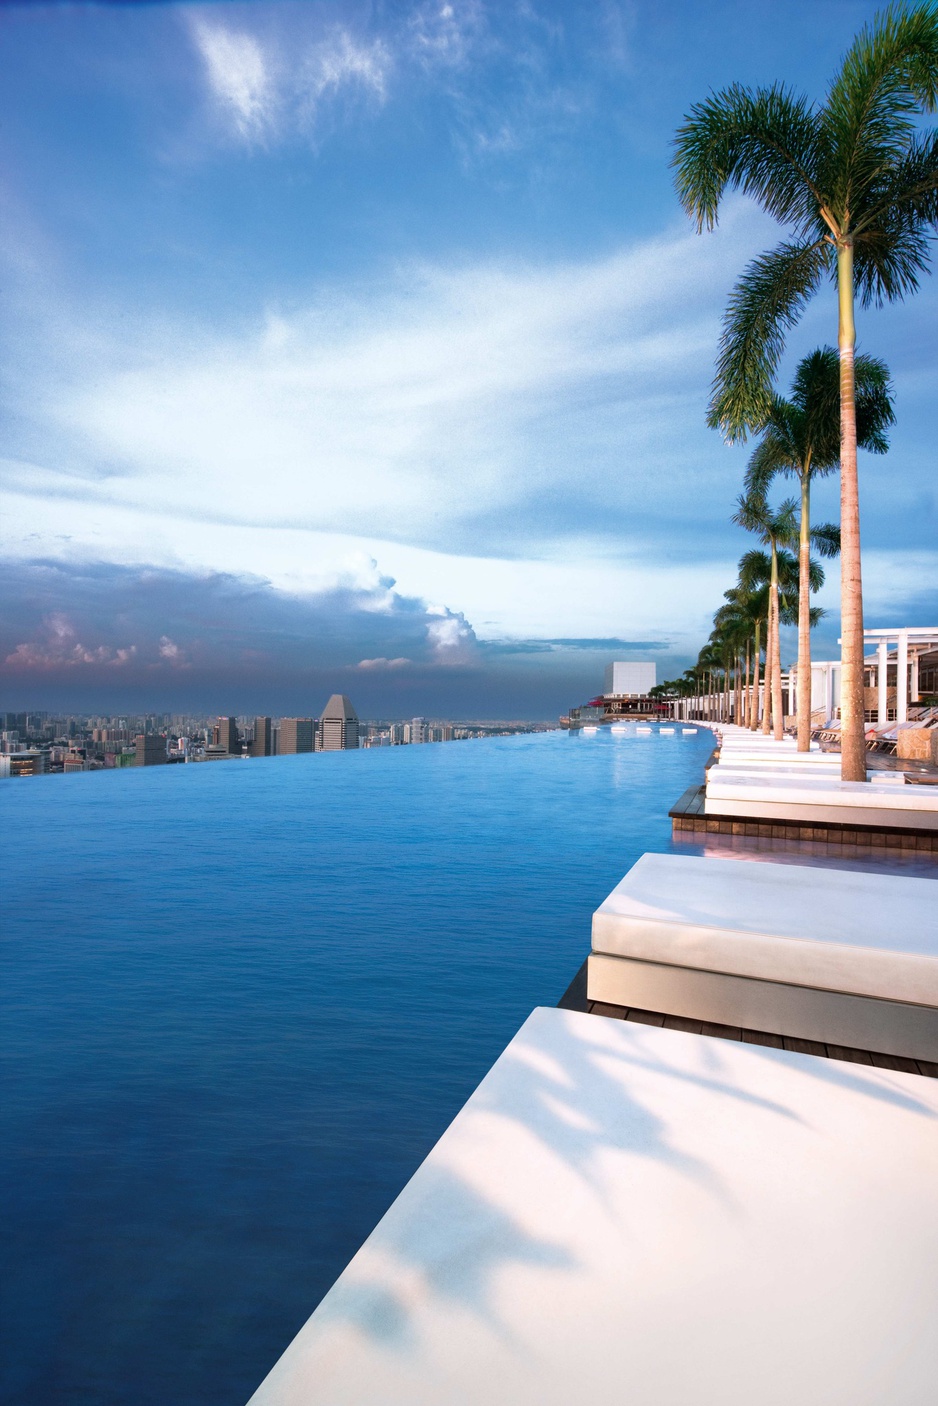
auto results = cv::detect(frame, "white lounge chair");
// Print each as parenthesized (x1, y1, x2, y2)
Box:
(704, 772, 938, 830)
(588, 853, 938, 1059)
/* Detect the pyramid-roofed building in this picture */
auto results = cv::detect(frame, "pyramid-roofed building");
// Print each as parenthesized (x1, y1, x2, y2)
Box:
(317, 695, 359, 751)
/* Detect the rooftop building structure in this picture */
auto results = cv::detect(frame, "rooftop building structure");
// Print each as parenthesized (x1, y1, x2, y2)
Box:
(0, 749, 46, 778)
(604, 661, 657, 697)
(317, 695, 359, 751)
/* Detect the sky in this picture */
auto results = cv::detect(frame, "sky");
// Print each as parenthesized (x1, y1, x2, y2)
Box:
(1, 0, 936, 718)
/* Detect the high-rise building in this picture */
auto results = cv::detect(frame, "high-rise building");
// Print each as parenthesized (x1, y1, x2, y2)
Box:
(317, 695, 359, 751)
(389, 722, 405, 745)
(135, 734, 167, 766)
(279, 718, 314, 754)
(409, 717, 428, 744)
(217, 717, 241, 754)
(251, 717, 272, 757)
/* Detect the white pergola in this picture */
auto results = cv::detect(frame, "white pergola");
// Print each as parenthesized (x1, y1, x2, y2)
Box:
(859, 627, 938, 724)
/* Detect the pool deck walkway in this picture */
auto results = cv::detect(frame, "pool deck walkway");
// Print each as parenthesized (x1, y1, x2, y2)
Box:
(557, 958, 938, 1079)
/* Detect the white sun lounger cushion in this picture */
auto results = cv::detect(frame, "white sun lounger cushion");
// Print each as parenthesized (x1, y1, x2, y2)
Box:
(591, 854, 938, 1009)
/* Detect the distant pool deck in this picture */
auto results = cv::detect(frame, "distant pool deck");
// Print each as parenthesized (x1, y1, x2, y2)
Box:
(249, 722, 938, 1404)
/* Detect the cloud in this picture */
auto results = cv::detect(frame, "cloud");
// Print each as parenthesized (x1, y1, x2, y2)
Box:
(0, 557, 480, 686)
(426, 605, 476, 663)
(0, 557, 679, 717)
(5, 204, 781, 565)
(4, 612, 139, 670)
(304, 31, 390, 108)
(189, 15, 390, 146)
(409, 1, 487, 71)
(482, 637, 669, 655)
(191, 19, 275, 140)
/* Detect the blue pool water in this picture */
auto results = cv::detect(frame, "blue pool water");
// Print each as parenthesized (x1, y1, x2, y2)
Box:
(1, 727, 713, 1405)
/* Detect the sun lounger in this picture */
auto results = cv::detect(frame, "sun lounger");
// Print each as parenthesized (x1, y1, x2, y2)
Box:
(588, 853, 938, 1059)
(704, 772, 938, 830)
(248, 1007, 938, 1406)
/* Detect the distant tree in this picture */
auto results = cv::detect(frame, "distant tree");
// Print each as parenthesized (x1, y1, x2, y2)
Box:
(733, 495, 798, 738)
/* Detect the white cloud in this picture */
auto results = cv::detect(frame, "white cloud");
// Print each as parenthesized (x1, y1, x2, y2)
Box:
(426, 606, 476, 663)
(189, 16, 389, 145)
(409, 2, 487, 70)
(303, 32, 390, 109)
(9, 205, 775, 562)
(4, 198, 934, 657)
(191, 19, 276, 141)
(357, 656, 411, 670)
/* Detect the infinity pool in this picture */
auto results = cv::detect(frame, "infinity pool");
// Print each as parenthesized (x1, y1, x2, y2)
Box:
(1, 727, 713, 1405)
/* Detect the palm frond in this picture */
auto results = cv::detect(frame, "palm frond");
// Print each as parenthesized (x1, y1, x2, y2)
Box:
(744, 419, 801, 495)
(854, 216, 934, 303)
(738, 548, 772, 590)
(806, 558, 826, 592)
(708, 239, 830, 438)
(810, 522, 842, 559)
(822, 4, 938, 217)
(854, 352, 896, 451)
(854, 129, 938, 234)
(672, 83, 825, 233)
(790, 346, 842, 466)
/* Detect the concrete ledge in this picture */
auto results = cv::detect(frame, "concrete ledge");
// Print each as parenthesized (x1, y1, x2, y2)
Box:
(705, 795, 938, 830)
(587, 953, 938, 1061)
(248, 1008, 938, 1406)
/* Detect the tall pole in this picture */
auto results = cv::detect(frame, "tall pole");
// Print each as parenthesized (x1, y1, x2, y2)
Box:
(897, 630, 909, 724)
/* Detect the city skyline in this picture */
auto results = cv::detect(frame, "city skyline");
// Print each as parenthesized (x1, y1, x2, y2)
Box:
(1, 0, 935, 718)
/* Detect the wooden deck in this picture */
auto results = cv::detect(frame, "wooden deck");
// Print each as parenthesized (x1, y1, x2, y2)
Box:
(557, 959, 938, 1079)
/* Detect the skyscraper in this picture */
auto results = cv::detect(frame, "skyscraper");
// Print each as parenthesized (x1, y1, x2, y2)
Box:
(317, 695, 359, 751)
(134, 734, 167, 766)
(217, 717, 241, 755)
(251, 717, 272, 757)
(279, 718, 314, 754)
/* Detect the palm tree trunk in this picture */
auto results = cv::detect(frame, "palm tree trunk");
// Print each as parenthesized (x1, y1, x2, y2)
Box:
(761, 609, 772, 734)
(744, 641, 750, 727)
(797, 469, 812, 752)
(838, 238, 866, 782)
(750, 623, 760, 730)
(770, 544, 784, 740)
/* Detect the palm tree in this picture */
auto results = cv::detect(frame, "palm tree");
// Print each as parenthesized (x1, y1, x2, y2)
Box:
(673, 5, 938, 780)
(713, 594, 757, 723)
(734, 495, 797, 738)
(737, 531, 827, 735)
(745, 346, 890, 749)
(717, 585, 767, 727)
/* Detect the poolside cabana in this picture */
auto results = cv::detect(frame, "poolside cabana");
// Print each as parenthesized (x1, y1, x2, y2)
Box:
(863, 627, 938, 725)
